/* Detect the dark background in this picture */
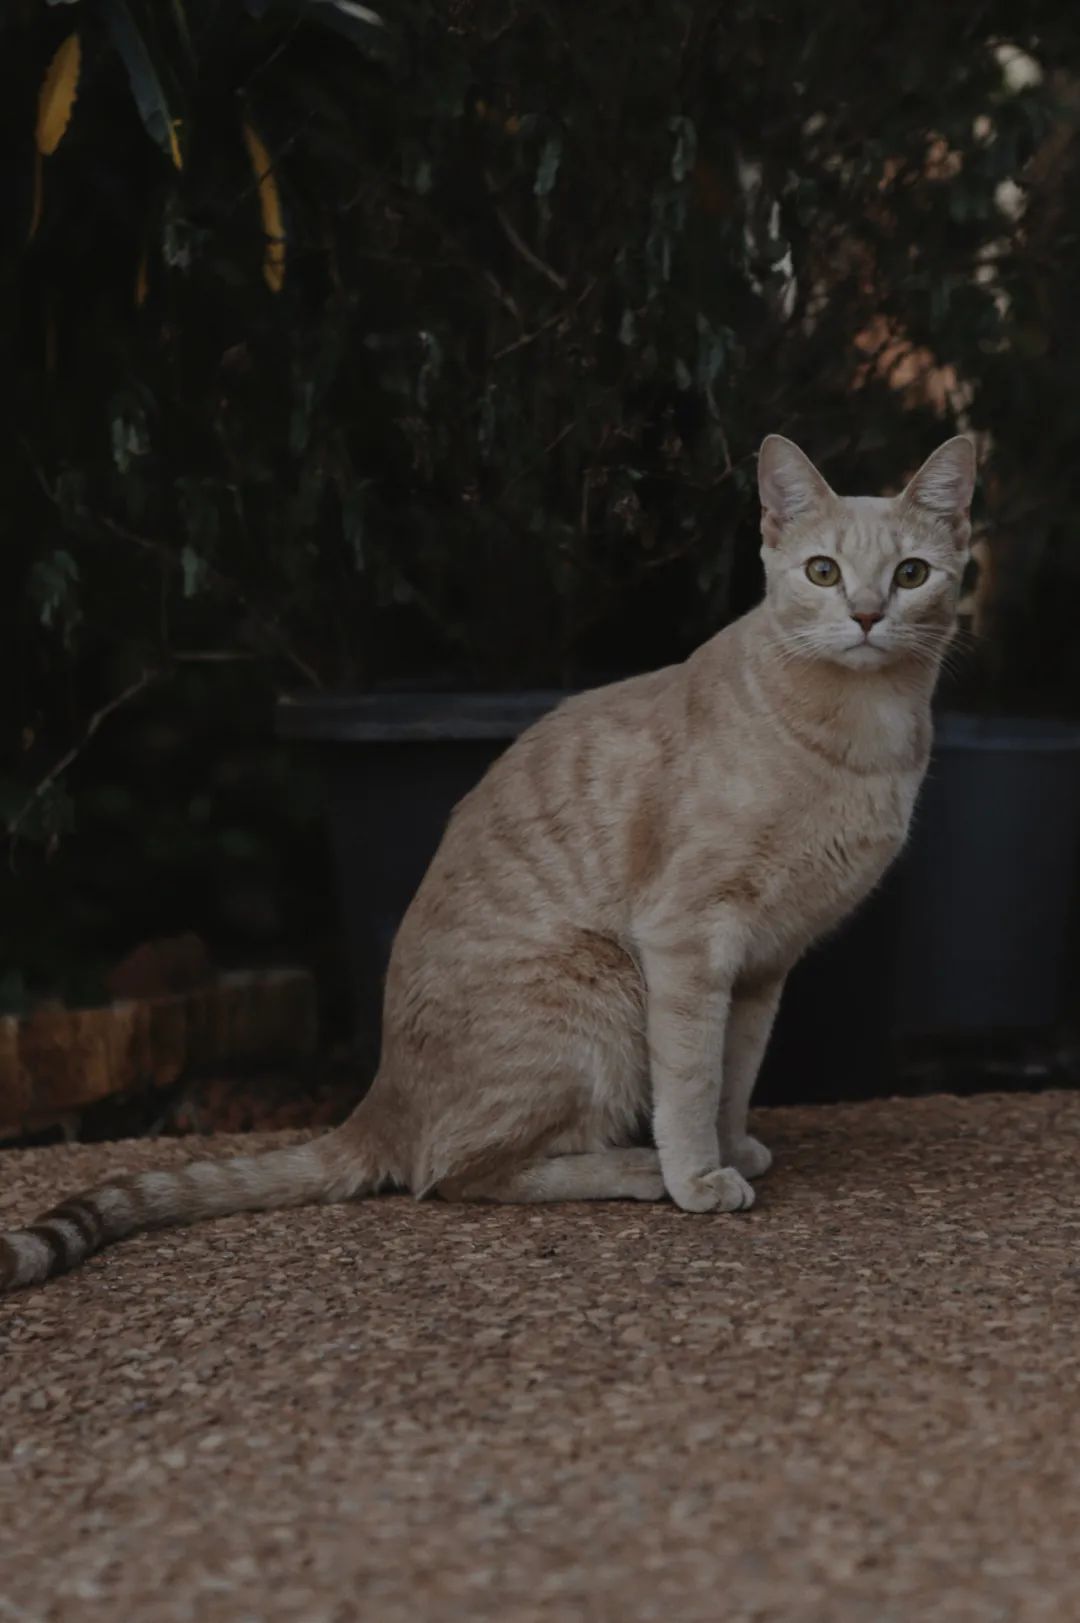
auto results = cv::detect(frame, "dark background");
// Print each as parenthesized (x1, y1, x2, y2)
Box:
(4, 0, 1080, 1042)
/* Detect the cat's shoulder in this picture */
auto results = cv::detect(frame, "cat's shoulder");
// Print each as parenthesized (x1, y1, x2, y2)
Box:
(528, 663, 685, 741)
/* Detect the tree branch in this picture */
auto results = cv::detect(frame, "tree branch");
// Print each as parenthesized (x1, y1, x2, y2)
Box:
(493, 203, 568, 292)
(7, 668, 162, 851)
(96, 517, 323, 689)
(493, 275, 598, 360)
(20, 444, 324, 691)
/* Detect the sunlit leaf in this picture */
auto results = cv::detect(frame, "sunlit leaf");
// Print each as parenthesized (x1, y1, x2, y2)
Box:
(36, 32, 81, 156)
(241, 121, 286, 293)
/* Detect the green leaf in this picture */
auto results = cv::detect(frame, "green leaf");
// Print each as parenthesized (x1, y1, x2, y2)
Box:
(407, 153, 433, 195)
(111, 408, 149, 473)
(289, 380, 315, 456)
(178, 477, 221, 556)
(169, 0, 196, 63)
(534, 135, 562, 198)
(342, 486, 368, 572)
(306, 0, 399, 67)
(29, 549, 80, 630)
(477, 387, 497, 459)
(180, 545, 207, 598)
(162, 196, 195, 270)
(669, 115, 697, 184)
(417, 330, 443, 410)
(104, 0, 182, 165)
(315, 0, 384, 29)
(332, 0, 382, 21)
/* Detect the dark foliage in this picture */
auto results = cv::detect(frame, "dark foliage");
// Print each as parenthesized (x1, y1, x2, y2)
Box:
(3, 0, 1080, 1008)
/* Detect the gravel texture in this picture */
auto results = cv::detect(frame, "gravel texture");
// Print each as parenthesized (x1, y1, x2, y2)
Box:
(1, 1091, 1078, 1623)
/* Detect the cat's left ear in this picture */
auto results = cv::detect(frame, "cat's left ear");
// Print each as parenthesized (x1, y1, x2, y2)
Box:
(901, 437, 976, 545)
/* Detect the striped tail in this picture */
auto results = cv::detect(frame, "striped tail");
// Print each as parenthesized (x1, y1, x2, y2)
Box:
(0, 1127, 376, 1294)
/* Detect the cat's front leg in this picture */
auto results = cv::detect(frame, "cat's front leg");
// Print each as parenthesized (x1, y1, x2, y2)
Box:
(719, 976, 785, 1180)
(640, 940, 755, 1214)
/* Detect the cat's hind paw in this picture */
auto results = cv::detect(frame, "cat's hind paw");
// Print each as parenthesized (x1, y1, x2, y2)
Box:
(725, 1135, 773, 1180)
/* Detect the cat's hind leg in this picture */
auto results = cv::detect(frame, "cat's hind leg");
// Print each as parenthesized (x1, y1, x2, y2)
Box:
(439, 1148, 665, 1204)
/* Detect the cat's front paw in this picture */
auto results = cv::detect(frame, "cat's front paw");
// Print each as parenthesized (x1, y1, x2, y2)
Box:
(667, 1165, 755, 1214)
(725, 1134, 773, 1181)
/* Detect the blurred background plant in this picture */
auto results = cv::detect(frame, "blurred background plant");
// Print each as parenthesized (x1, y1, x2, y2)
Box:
(3, 0, 1080, 1017)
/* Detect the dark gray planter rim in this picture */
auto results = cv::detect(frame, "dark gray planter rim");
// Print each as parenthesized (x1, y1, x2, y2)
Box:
(277, 692, 1080, 752)
(932, 713, 1080, 753)
(276, 690, 573, 743)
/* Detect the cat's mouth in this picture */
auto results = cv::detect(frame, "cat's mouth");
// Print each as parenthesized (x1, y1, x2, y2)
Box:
(839, 638, 890, 666)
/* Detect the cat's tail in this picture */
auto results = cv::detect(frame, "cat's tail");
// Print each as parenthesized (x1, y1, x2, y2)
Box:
(0, 1117, 381, 1295)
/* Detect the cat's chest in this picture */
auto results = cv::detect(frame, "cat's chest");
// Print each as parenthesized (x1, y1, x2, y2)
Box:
(757, 768, 921, 934)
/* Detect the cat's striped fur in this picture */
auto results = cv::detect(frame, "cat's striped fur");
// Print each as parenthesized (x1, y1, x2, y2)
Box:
(1, 434, 975, 1292)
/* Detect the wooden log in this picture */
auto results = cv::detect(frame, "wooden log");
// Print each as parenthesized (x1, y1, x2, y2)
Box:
(0, 969, 318, 1134)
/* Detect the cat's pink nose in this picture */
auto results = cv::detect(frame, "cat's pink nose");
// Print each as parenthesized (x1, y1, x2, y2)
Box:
(851, 611, 883, 638)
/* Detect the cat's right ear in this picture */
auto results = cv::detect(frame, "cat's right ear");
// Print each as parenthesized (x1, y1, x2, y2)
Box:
(757, 435, 834, 546)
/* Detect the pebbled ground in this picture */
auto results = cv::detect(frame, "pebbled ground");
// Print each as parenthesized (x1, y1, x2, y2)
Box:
(1, 1090, 1078, 1622)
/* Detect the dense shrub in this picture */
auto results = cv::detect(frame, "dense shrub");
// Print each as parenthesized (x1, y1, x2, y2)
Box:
(3, 0, 1079, 1007)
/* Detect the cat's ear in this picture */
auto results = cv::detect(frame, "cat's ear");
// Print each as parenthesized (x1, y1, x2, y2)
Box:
(757, 435, 834, 545)
(902, 436, 976, 521)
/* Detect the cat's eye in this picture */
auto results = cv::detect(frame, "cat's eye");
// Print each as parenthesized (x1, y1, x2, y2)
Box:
(805, 557, 840, 588)
(894, 558, 930, 590)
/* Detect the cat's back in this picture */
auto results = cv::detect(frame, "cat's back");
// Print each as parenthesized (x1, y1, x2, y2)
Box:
(398, 661, 688, 941)
(468, 663, 683, 820)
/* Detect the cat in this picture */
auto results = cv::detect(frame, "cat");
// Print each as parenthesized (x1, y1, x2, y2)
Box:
(0, 433, 975, 1292)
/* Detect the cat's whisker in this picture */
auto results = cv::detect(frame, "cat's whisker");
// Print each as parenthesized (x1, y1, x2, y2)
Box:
(890, 628, 970, 677)
(770, 629, 833, 665)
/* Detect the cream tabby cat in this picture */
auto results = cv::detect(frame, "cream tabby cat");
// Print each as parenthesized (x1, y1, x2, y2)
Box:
(0, 433, 975, 1291)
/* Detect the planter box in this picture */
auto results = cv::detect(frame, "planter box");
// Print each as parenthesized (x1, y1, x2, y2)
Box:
(891, 714, 1080, 1035)
(0, 968, 318, 1139)
(277, 693, 569, 1069)
(278, 695, 1080, 1101)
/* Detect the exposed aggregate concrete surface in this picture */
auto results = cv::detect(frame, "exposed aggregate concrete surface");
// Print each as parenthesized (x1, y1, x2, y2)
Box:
(1, 1091, 1078, 1622)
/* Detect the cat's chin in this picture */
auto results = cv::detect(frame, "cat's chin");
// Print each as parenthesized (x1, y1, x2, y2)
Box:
(830, 641, 894, 671)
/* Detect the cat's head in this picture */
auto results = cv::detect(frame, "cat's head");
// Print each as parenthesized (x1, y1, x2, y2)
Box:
(757, 434, 976, 671)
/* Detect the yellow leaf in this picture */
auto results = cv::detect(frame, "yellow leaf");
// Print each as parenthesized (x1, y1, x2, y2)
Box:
(37, 33, 81, 157)
(168, 119, 183, 171)
(241, 121, 286, 294)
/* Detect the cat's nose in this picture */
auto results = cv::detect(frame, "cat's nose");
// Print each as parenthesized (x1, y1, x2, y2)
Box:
(851, 611, 884, 637)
